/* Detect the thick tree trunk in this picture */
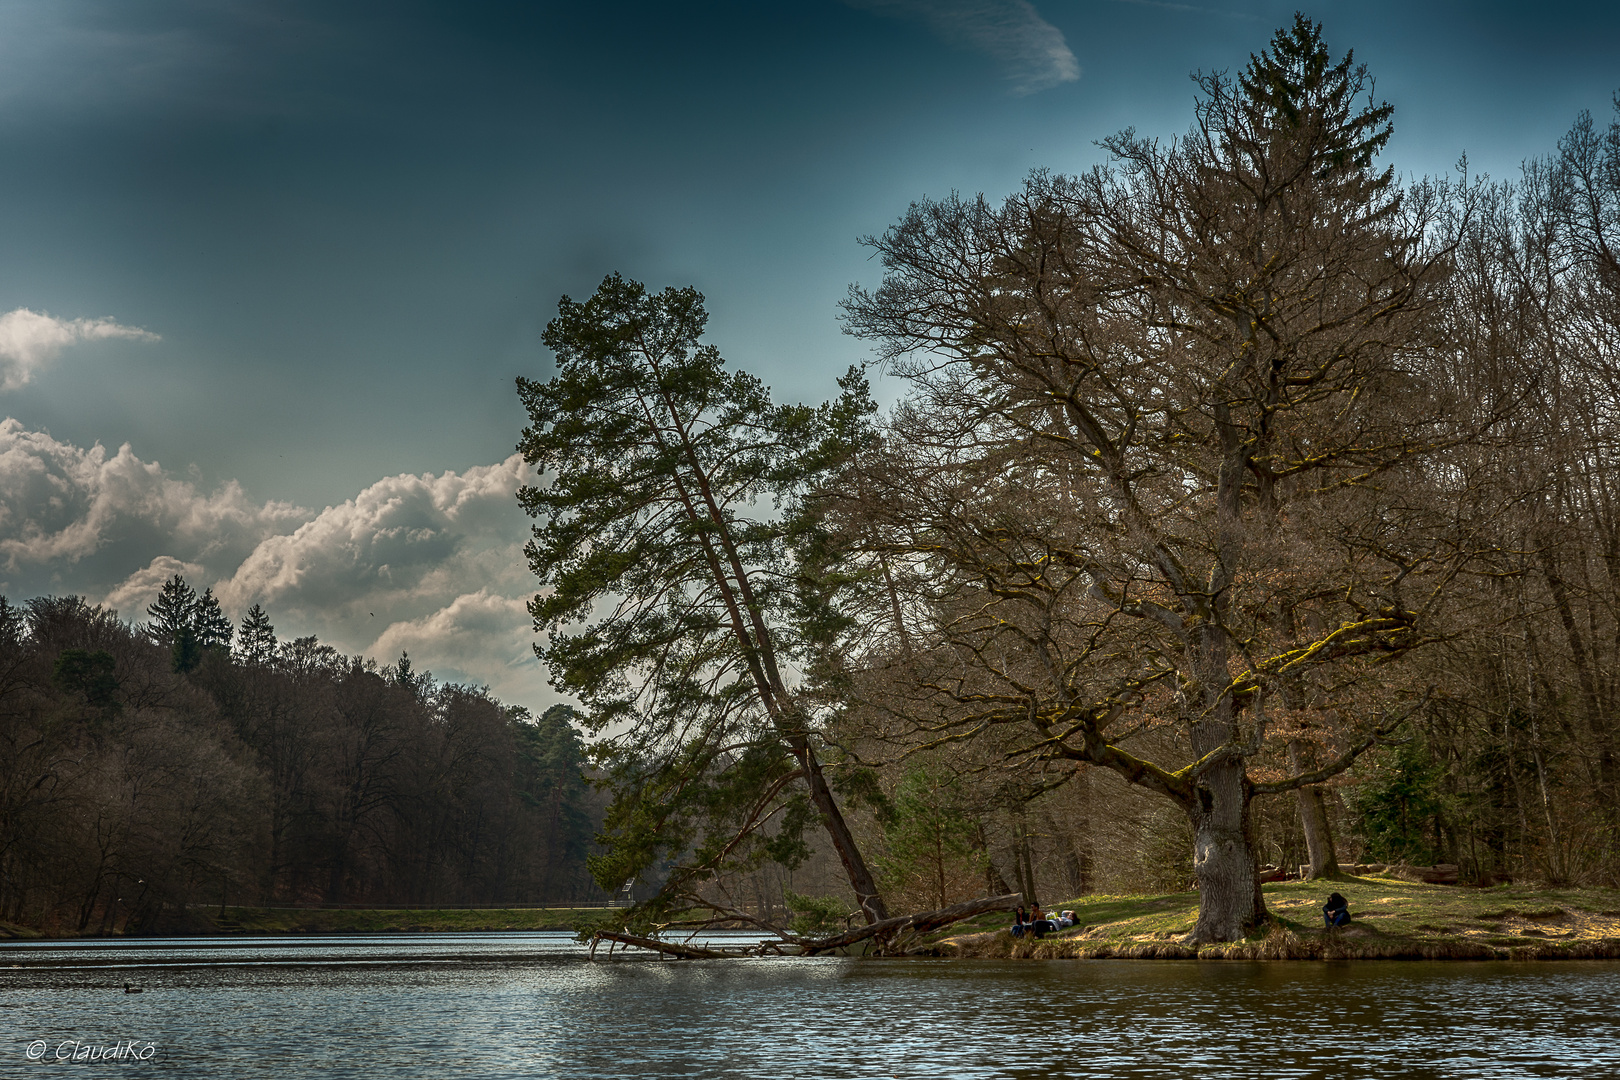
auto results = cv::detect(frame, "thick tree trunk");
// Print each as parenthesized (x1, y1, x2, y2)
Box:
(1186, 758, 1265, 943)
(1288, 740, 1340, 879)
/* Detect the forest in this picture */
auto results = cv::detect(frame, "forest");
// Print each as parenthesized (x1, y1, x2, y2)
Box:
(518, 18, 1620, 944)
(6, 17, 1618, 946)
(0, 578, 604, 934)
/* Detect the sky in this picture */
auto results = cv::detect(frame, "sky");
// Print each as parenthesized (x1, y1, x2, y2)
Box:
(0, 0, 1615, 711)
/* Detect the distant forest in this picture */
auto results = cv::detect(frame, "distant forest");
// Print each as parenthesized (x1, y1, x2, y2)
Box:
(0, 578, 605, 935)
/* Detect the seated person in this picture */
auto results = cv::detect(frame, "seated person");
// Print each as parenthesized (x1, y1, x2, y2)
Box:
(1323, 892, 1351, 928)
(1010, 906, 1028, 937)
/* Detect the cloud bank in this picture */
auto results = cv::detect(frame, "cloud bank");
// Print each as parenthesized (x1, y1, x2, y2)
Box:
(0, 420, 549, 708)
(850, 0, 1080, 94)
(0, 309, 160, 391)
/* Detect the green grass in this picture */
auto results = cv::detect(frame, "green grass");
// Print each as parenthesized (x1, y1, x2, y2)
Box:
(935, 875, 1620, 960)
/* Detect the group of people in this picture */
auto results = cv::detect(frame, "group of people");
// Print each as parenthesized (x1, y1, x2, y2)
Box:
(1009, 905, 1078, 939)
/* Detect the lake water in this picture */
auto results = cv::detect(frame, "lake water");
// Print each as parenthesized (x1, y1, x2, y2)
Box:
(3, 932, 1618, 1078)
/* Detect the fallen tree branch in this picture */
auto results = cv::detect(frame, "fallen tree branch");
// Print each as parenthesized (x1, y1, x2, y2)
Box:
(800, 892, 1023, 955)
(590, 931, 731, 959)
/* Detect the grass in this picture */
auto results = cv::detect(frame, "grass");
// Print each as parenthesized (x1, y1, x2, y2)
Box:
(210, 905, 602, 934)
(933, 874, 1620, 961)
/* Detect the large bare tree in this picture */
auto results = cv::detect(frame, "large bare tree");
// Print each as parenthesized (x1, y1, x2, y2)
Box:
(841, 17, 1493, 940)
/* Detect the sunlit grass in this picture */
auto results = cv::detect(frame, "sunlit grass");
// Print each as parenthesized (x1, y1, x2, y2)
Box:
(936, 875, 1620, 960)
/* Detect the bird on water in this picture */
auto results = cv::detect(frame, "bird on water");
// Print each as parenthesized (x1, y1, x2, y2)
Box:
(123, 983, 142, 994)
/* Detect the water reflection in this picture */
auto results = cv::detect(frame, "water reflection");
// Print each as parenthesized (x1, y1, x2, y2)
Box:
(3, 933, 1617, 1078)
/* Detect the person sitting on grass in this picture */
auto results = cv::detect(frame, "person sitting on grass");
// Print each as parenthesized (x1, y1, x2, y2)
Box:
(1323, 892, 1351, 928)
(1010, 906, 1028, 938)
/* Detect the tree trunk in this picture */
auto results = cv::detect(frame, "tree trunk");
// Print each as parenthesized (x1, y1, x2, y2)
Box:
(793, 737, 889, 923)
(1187, 758, 1265, 942)
(1047, 809, 1090, 898)
(1288, 739, 1341, 879)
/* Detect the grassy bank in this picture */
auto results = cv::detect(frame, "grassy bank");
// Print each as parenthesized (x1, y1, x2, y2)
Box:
(215, 906, 603, 934)
(933, 875, 1620, 960)
(0, 906, 609, 938)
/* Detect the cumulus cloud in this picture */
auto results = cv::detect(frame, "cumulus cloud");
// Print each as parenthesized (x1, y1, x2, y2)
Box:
(0, 420, 551, 707)
(217, 455, 531, 618)
(849, 0, 1080, 94)
(0, 309, 160, 391)
(215, 454, 545, 703)
(103, 555, 206, 615)
(369, 590, 542, 704)
(0, 419, 306, 577)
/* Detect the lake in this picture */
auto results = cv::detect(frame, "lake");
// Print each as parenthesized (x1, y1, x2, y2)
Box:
(3, 933, 1618, 1077)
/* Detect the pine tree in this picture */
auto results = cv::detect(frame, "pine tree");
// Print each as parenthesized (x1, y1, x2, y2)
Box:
(148, 575, 202, 673)
(146, 575, 197, 642)
(193, 588, 234, 651)
(236, 604, 277, 665)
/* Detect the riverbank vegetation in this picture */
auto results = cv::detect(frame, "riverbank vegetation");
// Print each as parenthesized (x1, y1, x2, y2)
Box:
(518, 15, 1620, 946)
(0, 585, 607, 936)
(934, 876, 1620, 961)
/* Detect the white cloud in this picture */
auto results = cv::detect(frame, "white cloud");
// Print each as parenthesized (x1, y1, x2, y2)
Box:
(0, 421, 552, 708)
(369, 589, 542, 704)
(0, 309, 160, 391)
(0, 418, 306, 574)
(217, 454, 531, 618)
(849, 0, 1080, 95)
(214, 454, 546, 703)
(103, 555, 206, 616)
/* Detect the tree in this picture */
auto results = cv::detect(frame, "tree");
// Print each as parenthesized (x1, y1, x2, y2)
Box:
(878, 762, 982, 912)
(147, 575, 200, 672)
(147, 577, 233, 672)
(236, 604, 278, 666)
(193, 588, 233, 652)
(517, 273, 890, 922)
(842, 17, 1488, 939)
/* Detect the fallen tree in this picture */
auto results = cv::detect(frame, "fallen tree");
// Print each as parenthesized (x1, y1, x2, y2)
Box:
(588, 892, 1023, 960)
(798, 893, 1023, 956)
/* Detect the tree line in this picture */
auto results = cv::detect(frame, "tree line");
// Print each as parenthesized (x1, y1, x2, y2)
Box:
(0, 577, 603, 935)
(519, 17, 1620, 943)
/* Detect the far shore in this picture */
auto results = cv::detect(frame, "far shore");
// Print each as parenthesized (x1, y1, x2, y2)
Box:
(6, 877, 1620, 961)
(0, 905, 604, 939)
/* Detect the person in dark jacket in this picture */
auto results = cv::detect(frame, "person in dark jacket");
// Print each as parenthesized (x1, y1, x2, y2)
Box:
(1323, 892, 1351, 928)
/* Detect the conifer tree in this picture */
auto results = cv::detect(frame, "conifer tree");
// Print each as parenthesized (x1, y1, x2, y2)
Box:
(147, 575, 202, 673)
(236, 604, 277, 665)
(518, 273, 889, 922)
(193, 588, 234, 652)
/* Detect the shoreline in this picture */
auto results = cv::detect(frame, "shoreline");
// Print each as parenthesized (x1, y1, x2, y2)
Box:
(0, 905, 602, 940)
(929, 875, 1620, 962)
(7, 877, 1620, 962)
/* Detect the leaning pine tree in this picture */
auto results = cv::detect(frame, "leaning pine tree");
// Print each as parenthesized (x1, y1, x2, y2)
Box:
(517, 274, 890, 924)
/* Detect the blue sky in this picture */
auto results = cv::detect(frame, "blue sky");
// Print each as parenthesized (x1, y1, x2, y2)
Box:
(0, 0, 1615, 708)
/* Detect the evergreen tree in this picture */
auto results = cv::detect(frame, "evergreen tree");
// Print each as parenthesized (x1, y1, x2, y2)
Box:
(147, 575, 201, 673)
(193, 588, 234, 652)
(146, 575, 197, 642)
(236, 604, 277, 665)
(518, 273, 888, 922)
